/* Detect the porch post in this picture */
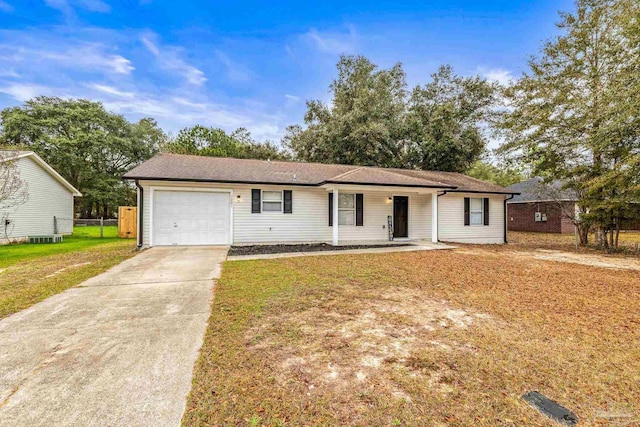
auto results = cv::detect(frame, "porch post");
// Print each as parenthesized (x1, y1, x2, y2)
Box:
(432, 192, 438, 243)
(332, 188, 339, 246)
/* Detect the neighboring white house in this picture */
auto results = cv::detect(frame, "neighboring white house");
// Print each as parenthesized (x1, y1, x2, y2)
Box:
(124, 154, 518, 247)
(0, 151, 81, 243)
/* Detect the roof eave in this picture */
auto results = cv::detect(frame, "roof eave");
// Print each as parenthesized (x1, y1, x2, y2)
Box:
(10, 152, 82, 196)
(123, 176, 320, 187)
(122, 176, 460, 190)
(445, 189, 521, 195)
(321, 180, 457, 189)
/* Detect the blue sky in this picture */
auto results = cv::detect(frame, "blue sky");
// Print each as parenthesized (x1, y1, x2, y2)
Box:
(0, 0, 573, 143)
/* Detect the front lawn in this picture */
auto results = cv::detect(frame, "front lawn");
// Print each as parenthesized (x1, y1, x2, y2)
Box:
(184, 250, 640, 426)
(0, 226, 120, 268)
(0, 226, 136, 318)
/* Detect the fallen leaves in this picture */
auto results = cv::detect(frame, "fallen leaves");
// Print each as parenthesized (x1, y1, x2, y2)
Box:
(184, 246, 640, 426)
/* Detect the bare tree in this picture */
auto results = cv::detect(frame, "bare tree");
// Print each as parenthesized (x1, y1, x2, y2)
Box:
(0, 152, 29, 239)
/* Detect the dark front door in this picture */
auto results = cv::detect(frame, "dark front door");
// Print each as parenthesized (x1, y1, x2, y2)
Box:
(393, 196, 409, 238)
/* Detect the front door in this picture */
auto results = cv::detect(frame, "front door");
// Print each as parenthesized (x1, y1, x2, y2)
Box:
(393, 196, 409, 238)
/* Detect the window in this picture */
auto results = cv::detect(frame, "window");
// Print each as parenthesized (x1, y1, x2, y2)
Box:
(262, 190, 283, 212)
(470, 198, 484, 225)
(338, 193, 355, 225)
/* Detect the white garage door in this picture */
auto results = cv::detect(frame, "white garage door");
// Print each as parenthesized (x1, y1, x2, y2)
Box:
(152, 191, 231, 246)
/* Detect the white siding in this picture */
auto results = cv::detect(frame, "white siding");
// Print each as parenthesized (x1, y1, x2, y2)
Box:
(437, 193, 506, 244)
(411, 194, 432, 240)
(1, 156, 74, 240)
(338, 192, 431, 242)
(234, 186, 330, 244)
(138, 181, 434, 246)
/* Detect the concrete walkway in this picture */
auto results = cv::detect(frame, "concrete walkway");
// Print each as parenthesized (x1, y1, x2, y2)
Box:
(227, 241, 455, 261)
(0, 246, 228, 427)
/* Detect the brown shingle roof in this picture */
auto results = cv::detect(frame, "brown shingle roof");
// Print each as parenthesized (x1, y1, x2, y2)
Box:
(124, 153, 515, 194)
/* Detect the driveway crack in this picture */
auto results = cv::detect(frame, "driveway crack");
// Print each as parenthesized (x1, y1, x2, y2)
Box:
(0, 328, 78, 408)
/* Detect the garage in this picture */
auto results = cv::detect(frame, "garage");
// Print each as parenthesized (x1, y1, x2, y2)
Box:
(152, 190, 231, 246)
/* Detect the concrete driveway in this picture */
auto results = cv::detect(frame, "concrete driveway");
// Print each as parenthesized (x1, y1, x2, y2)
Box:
(0, 246, 227, 427)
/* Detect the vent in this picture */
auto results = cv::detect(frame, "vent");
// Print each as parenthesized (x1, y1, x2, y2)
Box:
(29, 234, 63, 244)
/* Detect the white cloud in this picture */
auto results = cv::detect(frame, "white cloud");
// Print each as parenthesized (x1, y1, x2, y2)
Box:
(88, 83, 134, 98)
(284, 44, 295, 59)
(477, 67, 514, 86)
(284, 94, 300, 102)
(0, 68, 19, 78)
(172, 97, 206, 109)
(77, 0, 110, 12)
(106, 55, 134, 74)
(0, 1, 13, 12)
(0, 27, 288, 142)
(44, 0, 110, 17)
(141, 34, 160, 56)
(214, 50, 251, 82)
(141, 31, 207, 86)
(0, 80, 279, 137)
(0, 83, 62, 100)
(304, 26, 357, 55)
(0, 38, 134, 76)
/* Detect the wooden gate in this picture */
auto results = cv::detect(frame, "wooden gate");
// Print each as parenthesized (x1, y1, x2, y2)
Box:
(118, 206, 137, 239)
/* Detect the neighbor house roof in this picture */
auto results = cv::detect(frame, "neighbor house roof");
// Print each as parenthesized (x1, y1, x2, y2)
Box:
(124, 153, 516, 194)
(507, 178, 577, 203)
(0, 150, 82, 196)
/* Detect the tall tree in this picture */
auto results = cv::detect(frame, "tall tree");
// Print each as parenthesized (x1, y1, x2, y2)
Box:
(496, 0, 640, 247)
(165, 125, 287, 160)
(466, 160, 525, 187)
(284, 56, 497, 173)
(406, 65, 498, 171)
(285, 55, 408, 168)
(0, 97, 165, 218)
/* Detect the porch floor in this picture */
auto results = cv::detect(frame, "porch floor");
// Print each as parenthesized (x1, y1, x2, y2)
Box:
(226, 241, 456, 261)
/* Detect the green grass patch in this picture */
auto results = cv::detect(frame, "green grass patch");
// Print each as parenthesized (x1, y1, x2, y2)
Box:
(0, 226, 122, 268)
(0, 226, 137, 318)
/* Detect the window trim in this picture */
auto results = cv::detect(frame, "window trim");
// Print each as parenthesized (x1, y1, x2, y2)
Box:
(469, 197, 484, 226)
(261, 190, 283, 213)
(338, 192, 356, 226)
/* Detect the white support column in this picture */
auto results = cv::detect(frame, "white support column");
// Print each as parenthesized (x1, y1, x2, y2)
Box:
(432, 192, 439, 243)
(332, 188, 339, 246)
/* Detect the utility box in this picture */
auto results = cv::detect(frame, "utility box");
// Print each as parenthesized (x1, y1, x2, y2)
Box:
(29, 234, 63, 244)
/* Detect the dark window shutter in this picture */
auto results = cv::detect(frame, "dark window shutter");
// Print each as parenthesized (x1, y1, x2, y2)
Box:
(328, 193, 333, 226)
(283, 190, 292, 214)
(251, 189, 261, 213)
(484, 197, 490, 226)
(464, 197, 470, 226)
(356, 193, 364, 226)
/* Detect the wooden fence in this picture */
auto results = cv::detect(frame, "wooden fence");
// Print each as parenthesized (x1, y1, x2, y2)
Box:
(118, 206, 137, 239)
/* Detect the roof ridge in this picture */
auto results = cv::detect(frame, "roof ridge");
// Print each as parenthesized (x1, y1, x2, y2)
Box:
(381, 168, 451, 186)
(327, 166, 364, 181)
(159, 152, 354, 170)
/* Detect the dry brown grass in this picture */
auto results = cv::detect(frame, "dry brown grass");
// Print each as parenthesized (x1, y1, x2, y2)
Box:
(508, 231, 640, 255)
(184, 248, 640, 427)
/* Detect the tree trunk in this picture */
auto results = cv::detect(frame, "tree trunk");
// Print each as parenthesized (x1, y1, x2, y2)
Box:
(602, 228, 611, 253)
(578, 224, 589, 246)
(609, 226, 614, 248)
